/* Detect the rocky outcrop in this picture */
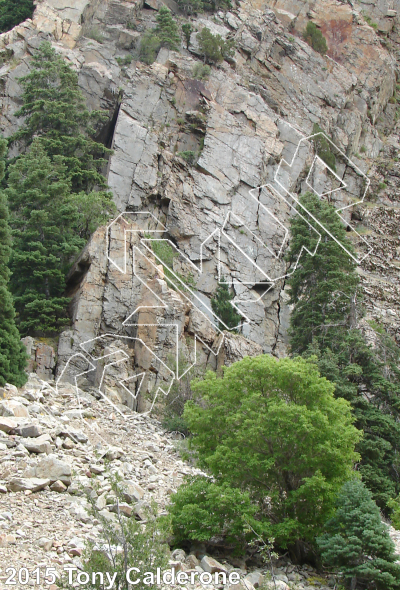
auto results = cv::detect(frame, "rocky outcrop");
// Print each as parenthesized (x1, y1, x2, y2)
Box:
(0, 0, 398, 407)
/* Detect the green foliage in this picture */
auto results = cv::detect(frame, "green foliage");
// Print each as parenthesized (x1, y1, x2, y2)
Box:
(155, 7, 180, 50)
(0, 138, 27, 387)
(61, 470, 170, 590)
(318, 480, 400, 589)
(13, 42, 111, 193)
(211, 279, 241, 330)
(159, 353, 205, 436)
(303, 22, 328, 55)
(139, 30, 161, 65)
(0, 0, 34, 34)
(197, 27, 235, 63)
(116, 54, 133, 66)
(192, 63, 211, 79)
(145, 238, 195, 292)
(286, 192, 358, 354)
(169, 476, 262, 552)
(312, 123, 336, 171)
(6, 140, 115, 335)
(177, 150, 197, 165)
(183, 355, 361, 549)
(287, 193, 400, 509)
(182, 23, 193, 48)
(6, 43, 115, 335)
(179, 0, 204, 15)
(388, 494, 400, 530)
(86, 27, 104, 43)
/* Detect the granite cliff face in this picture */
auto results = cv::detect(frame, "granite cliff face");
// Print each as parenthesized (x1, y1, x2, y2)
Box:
(0, 0, 399, 409)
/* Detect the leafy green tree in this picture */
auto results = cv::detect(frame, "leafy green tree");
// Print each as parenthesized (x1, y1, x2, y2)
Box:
(0, 0, 34, 34)
(197, 27, 234, 63)
(182, 23, 193, 48)
(303, 22, 328, 55)
(12, 42, 110, 193)
(7, 140, 114, 335)
(0, 138, 27, 386)
(211, 279, 241, 330)
(287, 193, 400, 509)
(169, 476, 262, 552)
(318, 479, 400, 590)
(155, 7, 180, 50)
(183, 355, 361, 555)
(139, 30, 161, 65)
(286, 192, 359, 354)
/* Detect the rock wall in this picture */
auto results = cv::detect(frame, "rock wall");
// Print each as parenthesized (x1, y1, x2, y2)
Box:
(0, 0, 399, 407)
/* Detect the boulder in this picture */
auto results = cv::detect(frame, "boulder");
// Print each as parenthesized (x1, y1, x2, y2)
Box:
(0, 400, 29, 418)
(109, 502, 133, 517)
(7, 477, 50, 492)
(31, 454, 72, 485)
(50, 480, 67, 493)
(120, 480, 145, 503)
(0, 417, 19, 433)
(20, 433, 52, 454)
(245, 572, 264, 588)
(15, 424, 42, 438)
(200, 556, 228, 574)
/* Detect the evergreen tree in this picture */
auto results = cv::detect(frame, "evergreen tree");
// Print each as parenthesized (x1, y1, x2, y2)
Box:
(286, 192, 359, 354)
(318, 479, 400, 589)
(211, 278, 241, 330)
(155, 7, 180, 50)
(12, 42, 111, 193)
(288, 192, 400, 509)
(197, 27, 235, 63)
(0, 0, 34, 34)
(182, 23, 193, 48)
(0, 138, 27, 387)
(7, 140, 114, 335)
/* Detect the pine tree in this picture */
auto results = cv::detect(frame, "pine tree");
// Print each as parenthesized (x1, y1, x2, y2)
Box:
(288, 192, 400, 510)
(155, 7, 181, 50)
(12, 42, 111, 193)
(7, 140, 115, 335)
(7, 42, 116, 336)
(318, 479, 400, 589)
(0, 138, 27, 387)
(0, 0, 34, 34)
(286, 192, 359, 354)
(211, 278, 241, 330)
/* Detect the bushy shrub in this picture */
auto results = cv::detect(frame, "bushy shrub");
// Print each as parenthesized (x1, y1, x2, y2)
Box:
(303, 22, 327, 55)
(139, 30, 161, 64)
(177, 150, 198, 165)
(211, 279, 241, 330)
(197, 27, 234, 63)
(192, 63, 211, 79)
(312, 123, 336, 171)
(169, 476, 262, 552)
